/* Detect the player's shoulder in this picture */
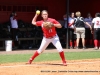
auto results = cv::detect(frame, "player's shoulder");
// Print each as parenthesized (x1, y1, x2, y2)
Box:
(10, 16, 13, 19)
(69, 17, 74, 21)
(80, 17, 84, 19)
(36, 20, 44, 26)
(75, 17, 84, 20)
(80, 17, 85, 21)
(68, 17, 72, 20)
(92, 17, 98, 20)
(95, 17, 100, 21)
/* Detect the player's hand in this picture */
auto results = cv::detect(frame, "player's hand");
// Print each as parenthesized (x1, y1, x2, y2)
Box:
(91, 30, 93, 34)
(91, 29, 94, 34)
(35, 14, 40, 16)
(90, 26, 92, 31)
(90, 27, 93, 34)
(73, 26, 76, 31)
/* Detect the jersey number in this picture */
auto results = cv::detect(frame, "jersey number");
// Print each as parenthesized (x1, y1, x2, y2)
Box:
(49, 29, 52, 33)
(96, 21, 100, 25)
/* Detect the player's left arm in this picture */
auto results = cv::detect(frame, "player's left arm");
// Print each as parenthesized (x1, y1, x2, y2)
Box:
(91, 18, 95, 28)
(53, 19, 62, 28)
(85, 22, 92, 30)
(91, 18, 95, 33)
(85, 22, 93, 34)
(82, 17, 92, 30)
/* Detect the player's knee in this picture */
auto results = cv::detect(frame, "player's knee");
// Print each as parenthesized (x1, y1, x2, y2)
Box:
(37, 50, 42, 54)
(57, 48, 63, 52)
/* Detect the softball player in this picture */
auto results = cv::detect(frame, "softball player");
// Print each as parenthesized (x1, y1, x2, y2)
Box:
(63, 13, 76, 49)
(92, 13, 100, 50)
(84, 13, 93, 47)
(69, 12, 76, 49)
(27, 10, 67, 66)
(10, 11, 18, 48)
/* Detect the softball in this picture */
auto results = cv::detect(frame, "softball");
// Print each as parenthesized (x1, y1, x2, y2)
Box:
(36, 10, 40, 15)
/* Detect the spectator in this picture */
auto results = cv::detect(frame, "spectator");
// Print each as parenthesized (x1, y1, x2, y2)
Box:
(10, 11, 18, 48)
(84, 13, 93, 47)
(63, 13, 76, 49)
(62, 14, 68, 45)
(68, 12, 76, 49)
(92, 13, 100, 50)
(74, 11, 92, 49)
(63, 14, 67, 28)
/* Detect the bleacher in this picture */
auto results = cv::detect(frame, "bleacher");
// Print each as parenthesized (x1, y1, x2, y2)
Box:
(0, 20, 65, 50)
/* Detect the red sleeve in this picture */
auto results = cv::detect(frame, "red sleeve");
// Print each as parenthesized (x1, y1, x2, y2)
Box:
(36, 21, 43, 26)
(52, 19, 60, 24)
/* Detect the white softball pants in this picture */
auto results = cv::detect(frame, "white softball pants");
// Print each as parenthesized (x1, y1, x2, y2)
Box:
(37, 34, 63, 53)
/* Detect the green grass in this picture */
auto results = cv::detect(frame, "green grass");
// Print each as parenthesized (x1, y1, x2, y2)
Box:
(0, 51, 100, 64)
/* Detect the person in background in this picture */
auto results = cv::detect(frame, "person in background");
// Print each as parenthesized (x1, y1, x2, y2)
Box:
(92, 13, 100, 50)
(84, 13, 93, 47)
(62, 14, 67, 45)
(68, 12, 76, 49)
(74, 11, 92, 49)
(10, 11, 18, 49)
(63, 13, 76, 49)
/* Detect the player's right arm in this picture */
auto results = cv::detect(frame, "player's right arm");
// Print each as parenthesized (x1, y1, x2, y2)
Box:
(90, 18, 95, 34)
(91, 18, 95, 28)
(82, 17, 92, 30)
(32, 14, 39, 25)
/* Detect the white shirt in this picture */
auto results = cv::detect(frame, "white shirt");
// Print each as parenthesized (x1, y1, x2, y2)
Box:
(69, 17, 75, 28)
(10, 16, 18, 28)
(92, 17, 100, 28)
(64, 17, 75, 28)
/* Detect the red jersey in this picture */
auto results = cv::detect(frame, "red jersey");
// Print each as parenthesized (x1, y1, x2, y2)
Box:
(36, 18, 59, 38)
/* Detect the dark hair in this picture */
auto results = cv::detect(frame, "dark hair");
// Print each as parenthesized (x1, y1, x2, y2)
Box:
(95, 13, 100, 17)
(69, 12, 74, 15)
(87, 13, 91, 15)
(11, 11, 16, 16)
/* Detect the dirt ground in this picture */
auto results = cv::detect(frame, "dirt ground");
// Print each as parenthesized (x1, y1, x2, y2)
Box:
(0, 59, 100, 75)
(0, 49, 100, 75)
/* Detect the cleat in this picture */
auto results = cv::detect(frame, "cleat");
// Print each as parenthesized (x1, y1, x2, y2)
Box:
(63, 61, 67, 66)
(76, 46, 79, 49)
(73, 46, 76, 49)
(70, 46, 73, 49)
(26, 58, 32, 64)
(94, 47, 98, 50)
(83, 46, 86, 49)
